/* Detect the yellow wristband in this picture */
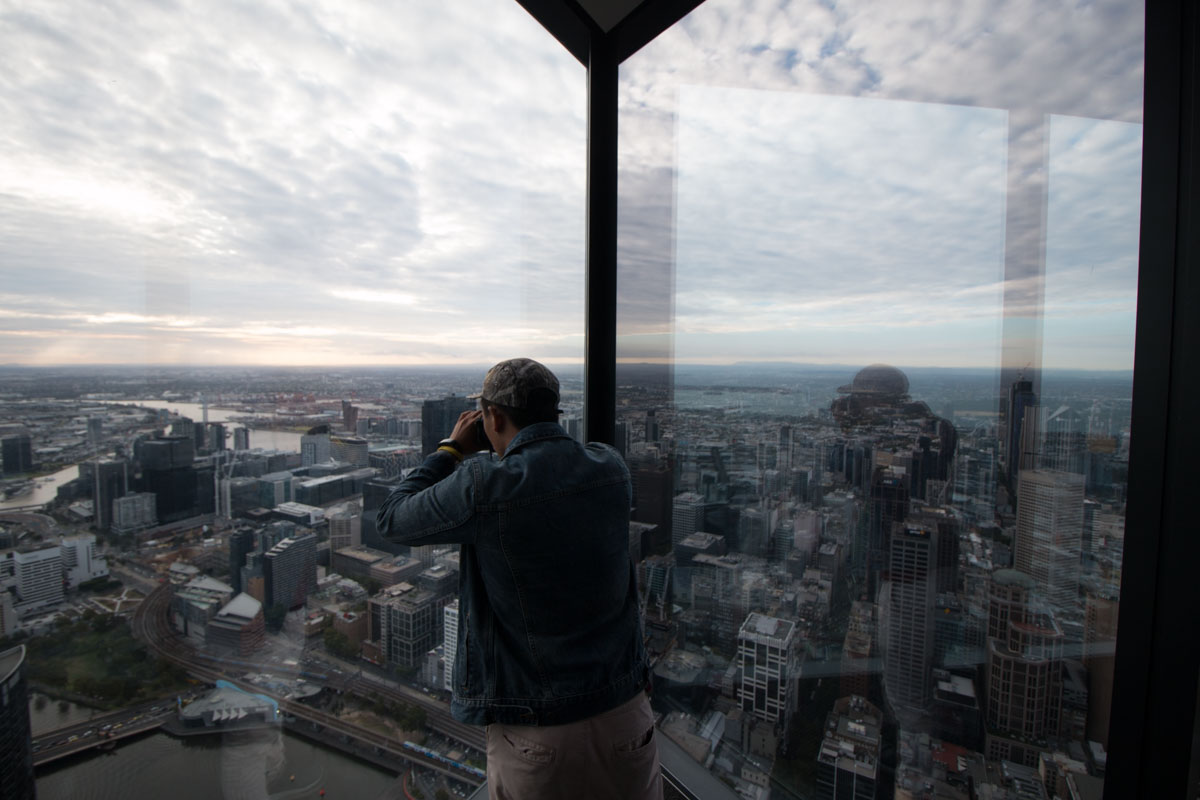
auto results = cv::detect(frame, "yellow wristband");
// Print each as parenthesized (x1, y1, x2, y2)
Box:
(437, 444, 463, 461)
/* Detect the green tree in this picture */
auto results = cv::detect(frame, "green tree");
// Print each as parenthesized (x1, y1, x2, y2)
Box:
(435, 789, 449, 800)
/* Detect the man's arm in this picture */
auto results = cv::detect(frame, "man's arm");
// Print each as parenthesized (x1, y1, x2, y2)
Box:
(375, 409, 485, 547)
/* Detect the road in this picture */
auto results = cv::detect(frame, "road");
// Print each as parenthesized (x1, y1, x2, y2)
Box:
(128, 583, 484, 788)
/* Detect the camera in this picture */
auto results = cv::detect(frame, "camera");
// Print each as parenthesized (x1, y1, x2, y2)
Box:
(475, 418, 494, 452)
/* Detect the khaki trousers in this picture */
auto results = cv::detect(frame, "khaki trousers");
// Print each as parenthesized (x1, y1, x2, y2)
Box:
(485, 692, 662, 800)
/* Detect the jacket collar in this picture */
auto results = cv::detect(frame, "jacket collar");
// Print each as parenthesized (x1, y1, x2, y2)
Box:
(500, 422, 569, 459)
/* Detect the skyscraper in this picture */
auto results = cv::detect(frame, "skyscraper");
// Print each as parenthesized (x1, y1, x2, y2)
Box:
(301, 427, 332, 466)
(443, 599, 459, 691)
(984, 569, 1064, 766)
(883, 523, 937, 713)
(737, 612, 799, 729)
(671, 491, 705, 549)
(0, 432, 33, 475)
(1015, 470, 1084, 612)
(421, 395, 474, 456)
(0, 645, 35, 800)
(815, 695, 882, 800)
(228, 529, 256, 594)
(263, 534, 317, 611)
(1006, 378, 1037, 473)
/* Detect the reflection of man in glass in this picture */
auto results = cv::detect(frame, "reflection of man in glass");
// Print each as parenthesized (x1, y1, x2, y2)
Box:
(377, 358, 660, 799)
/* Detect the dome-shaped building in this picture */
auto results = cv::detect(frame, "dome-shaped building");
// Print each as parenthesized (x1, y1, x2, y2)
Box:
(837, 364, 910, 400)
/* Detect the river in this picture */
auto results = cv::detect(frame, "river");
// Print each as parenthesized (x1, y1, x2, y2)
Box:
(0, 402, 303, 512)
(32, 695, 398, 799)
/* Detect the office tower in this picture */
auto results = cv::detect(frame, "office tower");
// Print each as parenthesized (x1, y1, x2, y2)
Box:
(645, 409, 660, 443)
(1041, 405, 1086, 474)
(630, 455, 673, 551)
(421, 395, 474, 456)
(58, 534, 107, 588)
(228, 529, 255, 594)
(691, 555, 744, 652)
(87, 416, 104, 447)
(0, 645, 35, 800)
(301, 429, 331, 466)
(640, 554, 673, 621)
(738, 506, 770, 558)
(737, 613, 799, 729)
(907, 504, 960, 594)
(985, 570, 1064, 766)
(14, 547, 63, 609)
(443, 599, 459, 691)
(330, 435, 369, 467)
(1, 433, 33, 475)
(815, 695, 882, 800)
(868, 466, 908, 597)
(233, 427, 250, 451)
(263, 534, 317, 611)
(206, 423, 227, 453)
(883, 523, 937, 712)
(135, 436, 197, 523)
(672, 491, 705, 549)
(328, 511, 362, 552)
(613, 421, 629, 458)
(1084, 591, 1119, 747)
(1006, 378, 1037, 471)
(777, 424, 793, 472)
(81, 458, 128, 533)
(257, 471, 292, 509)
(1015, 470, 1084, 612)
(361, 477, 402, 550)
(374, 582, 441, 669)
(112, 492, 157, 534)
(342, 400, 359, 432)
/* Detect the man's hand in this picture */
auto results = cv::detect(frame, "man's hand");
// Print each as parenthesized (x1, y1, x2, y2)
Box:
(449, 409, 485, 454)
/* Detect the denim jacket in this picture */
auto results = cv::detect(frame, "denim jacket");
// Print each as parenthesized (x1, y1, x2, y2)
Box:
(376, 422, 649, 726)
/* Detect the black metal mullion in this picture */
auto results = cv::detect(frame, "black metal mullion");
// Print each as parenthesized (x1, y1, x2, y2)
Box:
(584, 36, 619, 446)
(1107, 0, 1199, 796)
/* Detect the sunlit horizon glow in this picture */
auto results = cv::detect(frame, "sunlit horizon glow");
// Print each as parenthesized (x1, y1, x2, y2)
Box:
(1, 0, 1142, 370)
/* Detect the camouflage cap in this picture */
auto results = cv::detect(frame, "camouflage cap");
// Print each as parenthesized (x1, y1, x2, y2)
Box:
(479, 358, 560, 409)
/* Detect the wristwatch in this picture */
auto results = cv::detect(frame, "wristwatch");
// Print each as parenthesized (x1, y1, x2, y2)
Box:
(437, 438, 464, 461)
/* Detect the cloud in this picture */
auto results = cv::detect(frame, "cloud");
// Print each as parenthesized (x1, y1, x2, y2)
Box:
(0, 0, 587, 365)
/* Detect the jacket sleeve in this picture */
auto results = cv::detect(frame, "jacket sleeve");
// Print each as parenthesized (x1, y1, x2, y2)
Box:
(375, 450, 480, 546)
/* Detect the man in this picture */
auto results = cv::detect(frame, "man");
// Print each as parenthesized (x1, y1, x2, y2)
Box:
(377, 358, 660, 800)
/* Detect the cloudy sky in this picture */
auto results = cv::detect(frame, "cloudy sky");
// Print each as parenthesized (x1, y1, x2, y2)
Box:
(2, 0, 1143, 369)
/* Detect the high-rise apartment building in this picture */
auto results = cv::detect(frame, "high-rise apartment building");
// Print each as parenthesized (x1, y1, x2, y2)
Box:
(883, 523, 937, 713)
(421, 395, 474, 456)
(737, 612, 799, 729)
(263, 534, 317, 611)
(0, 645, 35, 800)
(985, 569, 1064, 767)
(1015, 469, 1084, 612)
(443, 598, 459, 692)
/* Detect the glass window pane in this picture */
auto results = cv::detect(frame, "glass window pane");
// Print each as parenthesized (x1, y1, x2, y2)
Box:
(1, 1, 584, 796)
(618, 2, 1141, 797)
